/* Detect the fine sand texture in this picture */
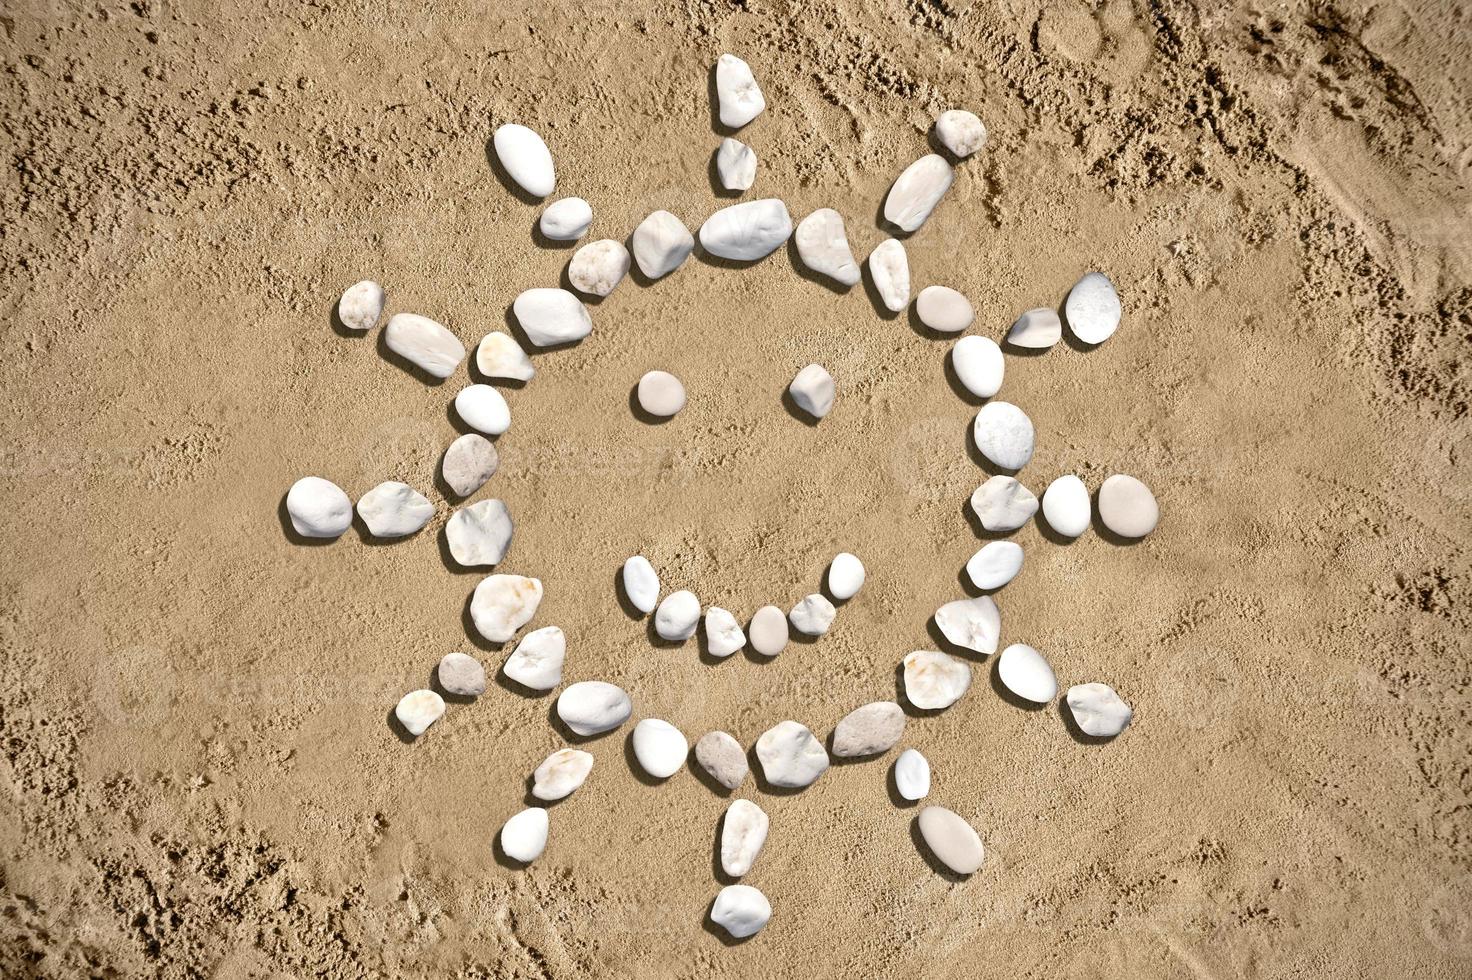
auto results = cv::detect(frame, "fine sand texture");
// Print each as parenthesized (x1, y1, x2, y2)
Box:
(2, 1, 1470, 976)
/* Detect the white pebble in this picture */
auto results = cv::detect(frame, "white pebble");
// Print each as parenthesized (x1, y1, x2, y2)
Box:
(704, 607, 746, 657)
(454, 384, 511, 435)
(637, 370, 686, 417)
(965, 541, 1023, 591)
(951, 336, 1004, 399)
(356, 481, 433, 538)
(469, 574, 543, 643)
(868, 238, 910, 312)
(621, 556, 660, 614)
(720, 799, 769, 877)
(934, 109, 987, 158)
(1006, 308, 1062, 349)
(442, 433, 498, 498)
(711, 884, 771, 939)
(286, 476, 352, 539)
(556, 680, 632, 736)
(831, 701, 905, 757)
(827, 552, 865, 601)
(384, 313, 466, 380)
(437, 652, 486, 697)
(917, 806, 984, 875)
(531, 748, 593, 801)
(632, 718, 688, 779)
(475, 332, 534, 382)
(884, 154, 955, 233)
(446, 498, 514, 567)
(916, 286, 974, 333)
(715, 137, 757, 191)
(788, 363, 835, 419)
(972, 401, 1035, 471)
(997, 644, 1057, 703)
(695, 731, 748, 790)
(631, 210, 694, 279)
(903, 650, 973, 710)
(1065, 271, 1122, 344)
(933, 596, 1000, 655)
(970, 476, 1039, 532)
(567, 239, 630, 297)
(788, 594, 835, 636)
(755, 720, 829, 788)
(748, 606, 788, 657)
(492, 123, 555, 198)
(699, 198, 792, 261)
(394, 689, 445, 738)
(1066, 682, 1133, 736)
(512, 288, 592, 348)
(539, 197, 591, 240)
(794, 208, 860, 286)
(714, 53, 766, 129)
(337, 280, 384, 332)
(503, 625, 565, 691)
(1042, 475, 1091, 538)
(893, 749, 930, 801)
(654, 590, 700, 641)
(1098, 474, 1159, 538)
(500, 807, 548, 863)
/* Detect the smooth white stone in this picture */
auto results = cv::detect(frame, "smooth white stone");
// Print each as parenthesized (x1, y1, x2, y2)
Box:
(883, 154, 954, 233)
(454, 384, 511, 436)
(934, 109, 987, 158)
(492, 123, 555, 198)
(1065, 271, 1122, 344)
(704, 607, 746, 657)
(1007, 308, 1062, 349)
(621, 556, 660, 614)
(500, 807, 548, 863)
(831, 701, 904, 757)
(755, 720, 829, 788)
(512, 288, 592, 347)
(503, 626, 565, 691)
(794, 208, 860, 286)
(1042, 475, 1091, 538)
(951, 335, 1004, 399)
(475, 332, 534, 381)
(446, 498, 513, 567)
(394, 689, 445, 737)
(632, 718, 688, 779)
(720, 799, 769, 877)
(337, 280, 384, 332)
(827, 552, 865, 601)
(568, 239, 629, 297)
(356, 481, 433, 538)
(286, 476, 352, 539)
(556, 680, 632, 736)
(711, 884, 771, 939)
(969, 476, 1039, 532)
(917, 806, 984, 875)
(789, 363, 835, 419)
(916, 286, 974, 333)
(1067, 682, 1133, 736)
(631, 210, 694, 279)
(699, 198, 792, 261)
(437, 651, 486, 697)
(748, 606, 788, 657)
(965, 541, 1023, 591)
(868, 238, 910, 312)
(637, 370, 686, 417)
(714, 53, 766, 128)
(788, 594, 836, 636)
(903, 650, 973, 710)
(696, 731, 748, 790)
(539, 197, 592, 240)
(654, 590, 700, 641)
(442, 433, 498, 498)
(715, 137, 757, 191)
(893, 749, 930, 801)
(469, 574, 543, 643)
(933, 596, 1001, 655)
(998, 644, 1057, 703)
(384, 313, 466, 379)
(531, 748, 593, 801)
(972, 401, 1035, 471)
(1098, 474, 1159, 538)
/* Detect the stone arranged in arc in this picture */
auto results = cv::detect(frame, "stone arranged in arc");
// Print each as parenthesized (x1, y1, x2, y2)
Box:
(437, 652, 486, 697)
(868, 238, 910, 312)
(621, 556, 660, 614)
(556, 681, 632, 736)
(916, 806, 984, 875)
(1098, 474, 1159, 538)
(952, 335, 1004, 399)
(748, 605, 789, 657)
(512, 288, 592, 347)
(654, 590, 701, 641)
(470, 574, 543, 643)
(704, 607, 746, 657)
(454, 384, 511, 435)
(631, 210, 694, 279)
(903, 650, 973, 710)
(832, 701, 905, 757)
(916, 285, 974, 333)
(883, 154, 954, 233)
(539, 196, 591, 240)
(286, 476, 352, 539)
(1065, 271, 1122, 344)
(500, 807, 549, 863)
(794, 208, 861, 286)
(492, 123, 556, 198)
(827, 552, 865, 600)
(502, 626, 565, 691)
(970, 476, 1039, 532)
(997, 643, 1057, 703)
(1007, 308, 1062, 349)
(632, 718, 688, 779)
(442, 434, 499, 497)
(1067, 682, 1132, 736)
(934, 596, 1001, 655)
(475, 332, 535, 382)
(446, 498, 514, 567)
(1042, 475, 1091, 538)
(532, 748, 593, 801)
(356, 480, 434, 538)
(337, 280, 384, 332)
(696, 731, 748, 790)
(973, 401, 1035, 471)
(711, 884, 771, 939)
(395, 689, 445, 738)
(788, 594, 835, 636)
(755, 720, 829, 788)
(384, 313, 466, 379)
(567, 239, 630, 297)
(699, 199, 792, 261)
(965, 541, 1023, 591)
(720, 799, 769, 877)
(893, 749, 931, 801)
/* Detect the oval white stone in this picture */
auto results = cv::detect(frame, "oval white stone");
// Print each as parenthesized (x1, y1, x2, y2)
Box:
(446, 498, 513, 567)
(556, 680, 632, 736)
(893, 749, 930, 801)
(998, 643, 1057, 703)
(531, 748, 592, 801)
(973, 401, 1035, 471)
(827, 552, 865, 600)
(469, 574, 543, 643)
(1065, 271, 1122, 344)
(715, 137, 757, 191)
(748, 605, 788, 657)
(965, 541, 1023, 591)
(831, 701, 904, 757)
(1042, 475, 1091, 538)
(394, 689, 445, 738)
(714, 53, 766, 129)
(637, 370, 686, 417)
(654, 590, 700, 641)
(1066, 682, 1133, 736)
(512, 288, 592, 348)
(1098, 474, 1159, 538)
(454, 384, 511, 435)
(883, 154, 954, 233)
(970, 476, 1039, 532)
(789, 363, 835, 419)
(356, 481, 433, 538)
(286, 476, 352, 539)
(437, 651, 486, 697)
(337, 280, 384, 332)
(933, 596, 1001, 655)
(384, 313, 466, 379)
(794, 208, 860, 286)
(868, 238, 910, 313)
(475, 332, 534, 382)
(567, 239, 629, 297)
(631, 210, 694, 279)
(699, 198, 792, 261)
(539, 196, 591, 240)
(621, 556, 660, 614)
(755, 720, 829, 788)
(951, 335, 1004, 399)
(500, 807, 548, 863)
(917, 806, 984, 875)
(711, 884, 771, 939)
(903, 650, 973, 710)
(502, 625, 565, 691)
(720, 799, 769, 877)
(704, 606, 746, 657)
(1007, 307, 1062, 349)
(934, 109, 987, 158)
(632, 718, 688, 779)
(916, 285, 974, 332)
(492, 123, 555, 198)
(442, 433, 498, 498)
(788, 594, 835, 636)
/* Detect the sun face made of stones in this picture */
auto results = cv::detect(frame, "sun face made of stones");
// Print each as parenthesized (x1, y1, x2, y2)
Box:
(284, 52, 1158, 941)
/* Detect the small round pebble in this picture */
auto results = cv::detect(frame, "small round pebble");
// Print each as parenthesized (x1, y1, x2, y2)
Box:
(654, 590, 700, 641)
(789, 363, 835, 419)
(631, 210, 694, 280)
(539, 196, 592, 240)
(704, 606, 746, 657)
(475, 332, 534, 381)
(532, 748, 593, 801)
(556, 680, 632, 736)
(622, 556, 660, 614)
(500, 807, 549, 863)
(916, 286, 974, 333)
(455, 384, 511, 435)
(965, 541, 1023, 591)
(568, 239, 630, 297)
(1065, 271, 1122, 344)
(951, 335, 1004, 399)
(1067, 682, 1133, 736)
(903, 650, 973, 710)
(502, 625, 565, 691)
(748, 605, 789, 657)
(469, 574, 543, 643)
(755, 720, 829, 788)
(492, 123, 555, 198)
(337, 280, 384, 332)
(286, 476, 352, 539)
(512, 288, 592, 348)
(934, 109, 987, 158)
(827, 552, 865, 600)
(998, 643, 1057, 703)
(1098, 474, 1159, 538)
(395, 689, 445, 738)
(711, 884, 771, 939)
(436, 652, 486, 697)
(695, 731, 748, 790)
(917, 806, 984, 875)
(972, 402, 1035, 470)
(356, 481, 433, 538)
(1042, 475, 1091, 538)
(637, 371, 686, 417)
(788, 594, 836, 636)
(933, 596, 1000, 655)
(893, 749, 930, 801)
(632, 718, 688, 779)
(970, 476, 1039, 532)
(1006, 308, 1062, 349)
(715, 137, 758, 191)
(831, 701, 905, 757)
(442, 433, 498, 498)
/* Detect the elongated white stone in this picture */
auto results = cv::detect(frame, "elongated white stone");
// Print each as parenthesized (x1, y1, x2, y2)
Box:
(1065, 271, 1122, 344)
(696, 731, 748, 790)
(503, 626, 564, 691)
(442, 433, 498, 498)
(832, 701, 904, 757)
(789, 594, 835, 636)
(539, 197, 591, 240)
(748, 606, 788, 657)
(973, 401, 1035, 470)
(933, 596, 1000, 655)
(476, 332, 534, 381)
(794, 208, 860, 286)
(715, 137, 757, 191)
(970, 476, 1038, 532)
(633, 718, 688, 778)
(395, 689, 445, 737)
(384, 313, 466, 379)
(916, 286, 974, 333)
(705, 607, 746, 657)
(454, 384, 511, 435)
(883, 155, 954, 233)
(934, 109, 987, 158)
(437, 651, 486, 697)
(622, 556, 660, 614)
(893, 749, 930, 801)
(446, 498, 513, 567)
(965, 541, 1022, 591)
(755, 720, 829, 787)
(827, 552, 865, 600)
(470, 574, 543, 643)
(699, 199, 792, 261)
(715, 53, 765, 128)
(286, 476, 352, 539)
(556, 680, 631, 736)
(903, 650, 972, 710)
(1098, 474, 1158, 538)
(568, 239, 629, 297)
(998, 643, 1057, 703)
(917, 806, 983, 875)
(1067, 682, 1132, 736)
(720, 799, 769, 877)
(789, 363, 835, 419)
(1007, 308, 1062, 349)
(1042, 475, 1091, 537)
(356, 481, 433, 538)
(500, 807, 548, 862)
(338, 280, 384, 332)
(655, 590, 700, 641)
(711, 884, 770, 938)
(532, 748, 593, 801)
(952, 335, 1004, 399)
(512, 288, 592, 348)
(631, 211, 694, 279)
(868, 238, 910, 312)
(493, 123, 555, 198)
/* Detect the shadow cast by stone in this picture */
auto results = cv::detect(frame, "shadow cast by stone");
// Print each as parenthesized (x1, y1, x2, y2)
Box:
(943, 347, 986, 406)
(688, 744, 735, 797)
(385, 707, 416, 745)
(886, 760, 919, 809)
(623, 730, 668, 788)
(909, 816, 968, 883)
(745, 744, 807, 797)
(377, 321, 449, 386)
(277, 493, 337, 547)
(485, 137, 542, 207)
(629, 383, 673, 426)
(780, 387, 820, 428)
(860, 258, 902, 320)
(989, 657, 1048, 712)
(709, 810, 738, 886)
(783, 237, 851, 296)
(1056, 698, 1119, 745)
